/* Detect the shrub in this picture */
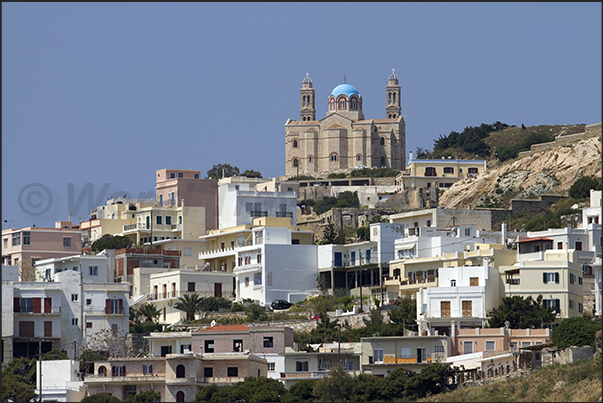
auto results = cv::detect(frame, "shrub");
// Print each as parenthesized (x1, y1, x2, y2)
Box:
(569, 176, 601, 199)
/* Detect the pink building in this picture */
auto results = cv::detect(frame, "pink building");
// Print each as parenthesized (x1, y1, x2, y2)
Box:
(2, 221, 81, 279)
(452, 327, 551, 356)
(155, 169, 218, 231)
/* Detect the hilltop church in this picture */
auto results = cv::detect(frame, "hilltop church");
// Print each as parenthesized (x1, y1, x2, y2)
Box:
(285, 70, 406, 177)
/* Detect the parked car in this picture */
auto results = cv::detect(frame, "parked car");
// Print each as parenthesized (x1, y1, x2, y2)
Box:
(271, 299, 293, 310)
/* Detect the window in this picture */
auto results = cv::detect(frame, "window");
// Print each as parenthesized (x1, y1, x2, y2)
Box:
(443, 167, 454, 174)
(468, 167, 478, 174)
(86, 322, 92, 329)
(178, 172, 183, 178)
(3, 238, 7, 248)
(45, 269, 51, 279)
(107, 299, 123, 314)
(184, 248, 192, 256)
(170, 172, 176, 179)
(570, 273, 575, 284)
(267, 362, 275, 371)
(543, 298, 561, 313)
(227, 367, 239, 377)
(424, 167, 437, 177)
(338, 98, 346, 109)
(156, 216, 162, 225)
(510, 342, 518, 351)
(12, 232, 21, 246)
(426, 220, 431, 227)
(400, 347, 411, 358)
(63, 237, 71, 247)
(176, 364, 185, 378)
(293, 158, 299, 168)
(486, 341, 495, 351)
(296, 361, 309, 371)
(557, 242, 563, 249)
(71, 294, 78, 302)
(543, 272, 559, 284)
(575, 241, 582, 251)
(166, 216, 172, 225)
(86, 299, 92, 306)
(204, 367, 213, 377)
(463, 341, 473, 354)
(293, 139, 298, 148)
(380, 156, 386, 166)
(308, 155, 313, 163)
(578, 276, 582, 285)
(89, 266, 98, 276)
(380, 137, 385, 146)
(351, 98, 358, 110)
(470, 277, 479, 286)
(161, 346, 172, 357)
(233, 339, 243, 352)
(521, 341, 531, 347)
(188, 282, 196, 292)
(578, 303, 583, 313)
(465, 228, 471, 236)
(373, 348, 384, 363)
(143, 365, 153, 375)
(434, 345, 445, 354)
(204, 340, 214, 353)
(263, 337, 274, 348)
(22, 232, 30, 245)
(245, 277, 249, 287)
(72, 318, 78, 326)
(330, 153, 338, 162)
(450, 280, 456, 287)
(569, 299, 574, 309)
(194, 173, 200, 179)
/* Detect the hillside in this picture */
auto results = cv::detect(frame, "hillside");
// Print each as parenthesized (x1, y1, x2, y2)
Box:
(416, 356, 602, 402)
(438, 125, 601, 210)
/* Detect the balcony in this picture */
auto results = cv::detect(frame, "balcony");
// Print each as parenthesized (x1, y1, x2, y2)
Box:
(506, 278, 520, 285)
(202, 376, 244, 384)
(171, 224, 182, 232)
(150, 290, 227, 300)
(123, 223, 150, 233)
(165, 377, 197, 385)
(280, 371, 330, 379)
(15, 307, 61, 315)
(198, 247, 236, 259)
(275, 211, 293, 218)
(85, 374, 162, 383)
(250, 211, 268, 218)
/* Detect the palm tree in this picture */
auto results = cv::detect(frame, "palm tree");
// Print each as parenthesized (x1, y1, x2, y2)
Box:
(173, 293, 203, 321)
(137, 303, 161, 323)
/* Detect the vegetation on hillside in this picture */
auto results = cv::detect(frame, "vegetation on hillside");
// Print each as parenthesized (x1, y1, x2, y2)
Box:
(92, 234, 134, 252)
(487, 296, 556, 329)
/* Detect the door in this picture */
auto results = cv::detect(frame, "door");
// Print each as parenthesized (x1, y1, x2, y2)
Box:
(334, 252, 342, 267)
(440, 301, 451, 318)
(44, 321, 52, 337)
(462, 300, 472, 317)
(417, 347, 427, 363)
(214, 283, 222, 297)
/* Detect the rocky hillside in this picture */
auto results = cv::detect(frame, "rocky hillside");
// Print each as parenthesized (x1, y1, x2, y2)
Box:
(439, 125, 602, 209)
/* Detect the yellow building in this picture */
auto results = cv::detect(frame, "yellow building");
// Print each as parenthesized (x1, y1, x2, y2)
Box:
(396, 155, 486, 191)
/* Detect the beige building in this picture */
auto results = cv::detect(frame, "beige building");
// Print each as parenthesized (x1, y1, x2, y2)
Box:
(396, 154, 487, 191)
(285, 71, 406, 177)
(2, 221, 82, 279)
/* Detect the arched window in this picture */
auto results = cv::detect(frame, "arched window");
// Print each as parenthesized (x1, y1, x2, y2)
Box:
(176, 391, 185, 402)
(350, 97, 358, 110)
(388, 114, 392, 118)
(329, 99, 335, 111)
(302, 95, 306, 106)
(339, 98, 346, 109)
(356, 154, 362, 161)
(392, 114, 396, 118)
(380, 156, 386, 166)
(98, 366, 107, 377)
(393, 93, 397, 102)
(330, 153, 338, 162)
(308, 155, 313, 163)
(293, 158, 299, 168)
(388, 92, 392, 103)
(380, 137, 385, 146)
(176, 364, 186, 378)
(293, 139, 298, 148)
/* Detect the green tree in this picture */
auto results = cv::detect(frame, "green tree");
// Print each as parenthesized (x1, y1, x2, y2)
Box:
(388, 299, 418, 333)
(123, 389, 161, 402)
(312, 365, 354, 401)
(1, 374, 37, 403)
(320, 216, 344, 245)
(569, 176, 601, 199)
(246, 303, 269, 322)
(174, 293, 204, 320)
(208, 377, 285, 402)
(81, 392, 122, 402)
(403, 363, 456, 400)
(135, 303, 161, 323)
(349, 372, 386, 402)
(42, 348, 69, 360)
(195, 384, 220, 402)
(487, 295, 555, 329)
(206, 163, 240, 179)
(92, 234, 133, 252)
(381, 367, 414, 401)
(241, 169, 263, 178)
(281, 379, 317, 402)
(552, 316, 601, 349)
(199, 296, 233, 313)
(362, 308, 386, 336)
(2, 356, 37, 384)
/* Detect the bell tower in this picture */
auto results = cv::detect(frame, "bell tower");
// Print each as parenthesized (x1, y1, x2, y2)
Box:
(386, 69, 401, 119)
(300, 73, 316, 121)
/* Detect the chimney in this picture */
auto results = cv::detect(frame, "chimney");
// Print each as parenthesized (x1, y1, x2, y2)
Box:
(409, 150, 413, 161)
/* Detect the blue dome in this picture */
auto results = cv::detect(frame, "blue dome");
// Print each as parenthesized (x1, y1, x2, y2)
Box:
(331, 83, 360, 97)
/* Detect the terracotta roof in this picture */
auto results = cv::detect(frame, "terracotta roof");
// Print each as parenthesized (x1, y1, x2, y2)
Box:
(517, 236, 553, 243)
(199, 324, 250, 332)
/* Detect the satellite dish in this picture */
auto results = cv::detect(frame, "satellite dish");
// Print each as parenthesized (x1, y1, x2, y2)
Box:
(211, 320, 216, 327)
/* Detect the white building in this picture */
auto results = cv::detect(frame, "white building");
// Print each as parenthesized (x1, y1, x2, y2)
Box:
(2, 266, 18, 369)
(35, 254, 112, 283)
(416, 257, 500, 336)
(218, 182, 298, 229)
(36, 359, 85, 402)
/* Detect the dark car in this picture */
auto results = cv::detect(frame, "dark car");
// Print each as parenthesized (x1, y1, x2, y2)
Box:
(271, 299, 293, 310)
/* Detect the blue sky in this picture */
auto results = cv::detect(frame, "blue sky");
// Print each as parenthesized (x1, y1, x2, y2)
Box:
(2, 2, 601, 229)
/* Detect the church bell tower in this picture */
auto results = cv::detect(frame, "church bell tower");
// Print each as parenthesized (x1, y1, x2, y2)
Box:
(300, 73, 316, 121)
(386, 69, 401, 119)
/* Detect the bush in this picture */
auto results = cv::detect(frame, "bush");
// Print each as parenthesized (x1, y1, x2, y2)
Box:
(81, 393, 121, 402)
(569, 176, 601, 199)
(552, 316, 600, 349)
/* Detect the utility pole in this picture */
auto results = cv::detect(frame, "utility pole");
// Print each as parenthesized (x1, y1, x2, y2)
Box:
(38, 338, 42, 403)
(359, 252, 363, 313)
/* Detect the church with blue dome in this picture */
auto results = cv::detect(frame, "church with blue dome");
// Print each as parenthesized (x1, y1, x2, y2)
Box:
(285, 70, 406, 176)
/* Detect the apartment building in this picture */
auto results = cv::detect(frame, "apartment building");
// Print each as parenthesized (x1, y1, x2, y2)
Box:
(388, 207, 493, 231)
(396, 152, 487, 191)
(361, 335, 450, 376)
(2, 221, 82, 279)
(451, 327, 551, 356)
(114, 248, 180, 285)
(34, 254, 112, 283)
(2, 266, 19, 369)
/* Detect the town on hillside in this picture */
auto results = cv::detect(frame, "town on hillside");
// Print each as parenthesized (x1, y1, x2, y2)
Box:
(2, 74, 602, 402)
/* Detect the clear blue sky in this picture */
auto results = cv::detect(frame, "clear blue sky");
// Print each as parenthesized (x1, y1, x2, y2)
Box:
(2, 2, 601, 229)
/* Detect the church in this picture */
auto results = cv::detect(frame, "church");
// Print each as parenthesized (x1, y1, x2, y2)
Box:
(285, 70, 406, 177)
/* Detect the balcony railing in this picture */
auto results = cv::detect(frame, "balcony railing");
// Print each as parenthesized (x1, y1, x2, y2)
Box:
(150, 290, 231, 300)
(280, 371, 330, 379)
(462, 309, 472, 317)
(123, 223, 150, 232)
(15, 307, 61, 315)
(275, 212, 293, 218)
(506, 278, 520, 285)
(441, 310, 451, 318)
(85, 374, 162, 383)
(250, 211, 268, 218)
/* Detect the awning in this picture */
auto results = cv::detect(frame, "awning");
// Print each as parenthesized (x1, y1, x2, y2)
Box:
(397, 244, 416, 250)
(517, 236, 553, 243)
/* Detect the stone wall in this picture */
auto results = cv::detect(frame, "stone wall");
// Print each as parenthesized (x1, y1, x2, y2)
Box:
(510, 195, 566, 215)
(518, 123, 601, 158)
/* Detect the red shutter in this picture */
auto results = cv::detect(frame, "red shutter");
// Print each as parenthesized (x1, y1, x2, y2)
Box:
(122, 366, 126, 376)
(106, 299, 111, 314)
(119, 299, 123, 314)
(44, 298, 52, 313)
(33, 298, 41, 313)
(112, 366, 116, 376)
(14, 297, 20, 313)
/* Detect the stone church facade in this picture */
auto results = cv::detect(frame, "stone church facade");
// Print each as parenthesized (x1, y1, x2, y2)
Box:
(285, 70, 406, 177)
